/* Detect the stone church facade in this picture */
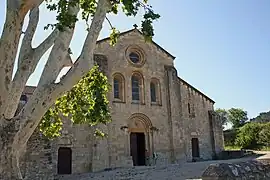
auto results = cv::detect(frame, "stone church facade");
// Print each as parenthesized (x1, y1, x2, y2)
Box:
(20, 28, 224, 179)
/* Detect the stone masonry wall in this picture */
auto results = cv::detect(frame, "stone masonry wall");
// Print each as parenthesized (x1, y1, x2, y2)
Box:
(164, 65, 186, 163)
(209, 111, 225, 156)
(180, 79, 215, 161)
(21, 55, 109, 179)
(21, 130, 54, 180)
(94, 29, 175, 167)
(18, 28, 224, 179)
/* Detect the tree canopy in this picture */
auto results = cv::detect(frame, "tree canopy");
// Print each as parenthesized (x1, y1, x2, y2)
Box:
(215, 108, 248, 129)
(228, 108, 248, 128)
(250, 111, 270, 123)
(215, 108, 228, 126)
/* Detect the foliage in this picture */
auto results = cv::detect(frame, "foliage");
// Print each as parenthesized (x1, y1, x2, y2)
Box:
(250, 111, 270, 123)
(39, 0, 160, 138)
(45, 0, 160, 45)
(215, 107, 248, 129)
(223, 129, 238, 146)
(227, 108, 248, 128)
(39, 65, 111, 138)
(259, 122, 270, 146)
(235, 122, 263, 149)
(215, 108, 228, 126)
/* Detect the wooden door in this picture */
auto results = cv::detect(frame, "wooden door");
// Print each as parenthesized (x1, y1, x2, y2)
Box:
(137, 133, 146, 165)
(130, 133, 138, 166)
(57, 147, 72, 174)
(191, 138, 200, 158)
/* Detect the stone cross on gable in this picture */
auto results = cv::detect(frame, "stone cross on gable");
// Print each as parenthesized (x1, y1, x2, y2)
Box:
(133, 24, 138, 29)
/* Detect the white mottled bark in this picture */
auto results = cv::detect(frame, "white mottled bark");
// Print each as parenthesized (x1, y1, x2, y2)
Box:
(16, 0, 111, 147)
(38, 5, 79, 87)
(0, 1, 24, 116)
(0, 0, 45, 118)
(0, 0, 111, 179)
(4, 7, 58, 119)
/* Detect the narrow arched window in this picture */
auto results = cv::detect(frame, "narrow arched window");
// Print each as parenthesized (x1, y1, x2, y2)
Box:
(114, 78, 120, 99)
(20, 94, 28, 102)
(150, 78, 161, 105)
(188, 103, 191, 114)
(150, 82, 156, 102)
(132, 75, 140, 101)
(113, 73, 125, 102)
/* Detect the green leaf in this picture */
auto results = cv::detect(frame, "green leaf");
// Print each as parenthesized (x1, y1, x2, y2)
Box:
(40, 65, 111, 139)
(109, 28, 120, 46)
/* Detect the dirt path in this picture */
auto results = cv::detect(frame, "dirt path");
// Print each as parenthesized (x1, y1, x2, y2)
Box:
(61, 154, 265, 180)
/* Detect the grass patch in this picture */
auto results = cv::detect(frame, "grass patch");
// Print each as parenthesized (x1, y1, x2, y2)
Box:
(225, 145, 241, 150)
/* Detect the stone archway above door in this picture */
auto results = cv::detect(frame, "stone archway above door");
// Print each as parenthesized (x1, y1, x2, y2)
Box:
(127, 113, 155, 166)
(128, 113, 153, 133)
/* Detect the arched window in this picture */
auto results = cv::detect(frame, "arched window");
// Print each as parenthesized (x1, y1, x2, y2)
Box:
(150, 82, 156, 102)
(20, 94, 28, 102)
(113, 73, 125, 102)
(131, 72, 144, 102)
(114, 78, 120, 99)
(188, 103, 191, 114)
(150, 78, 161, 105)
(132, 76, 140, 101)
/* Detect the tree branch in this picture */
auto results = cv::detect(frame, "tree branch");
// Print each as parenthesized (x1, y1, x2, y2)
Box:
(54, 0, 111, 94)
(106, 16, 113, 29)
(33, 29, 59, 61)
(4, 6, 40, 119)
(14, 0, 111, 149)
(62, 53, 73, 67)
(0, 1, 28, 116)
(37, 5, 79, 87)
(18, 7, 39, 65)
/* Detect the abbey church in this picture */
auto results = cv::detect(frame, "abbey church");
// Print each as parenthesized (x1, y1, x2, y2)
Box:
(20, 27, 224, 179)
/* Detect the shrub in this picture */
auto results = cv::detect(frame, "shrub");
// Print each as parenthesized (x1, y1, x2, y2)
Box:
(259, 122, 270, 146)
(235, 122, 263, 149)
(224, 129, 238, 146)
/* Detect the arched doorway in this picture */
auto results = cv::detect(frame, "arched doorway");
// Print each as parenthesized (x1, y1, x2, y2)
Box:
(128, 113, 153, 166)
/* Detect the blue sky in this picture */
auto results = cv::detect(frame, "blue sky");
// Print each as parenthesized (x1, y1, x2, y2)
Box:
(1, 0, 270, 119)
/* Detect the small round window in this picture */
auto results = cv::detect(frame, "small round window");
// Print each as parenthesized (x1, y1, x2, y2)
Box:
(125, 45, 145, 67)
(129, 52, 140, 63)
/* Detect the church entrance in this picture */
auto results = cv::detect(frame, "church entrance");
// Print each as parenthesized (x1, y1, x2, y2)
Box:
(57, 147, 72, 174)
(191, 138, 200, 159)
(130, 132, 146, 166)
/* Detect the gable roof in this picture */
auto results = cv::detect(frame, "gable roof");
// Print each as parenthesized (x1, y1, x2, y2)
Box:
(96, 28, 176, 60)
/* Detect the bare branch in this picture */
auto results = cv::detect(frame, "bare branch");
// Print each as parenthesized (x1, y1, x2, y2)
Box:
(106, 16, 113, 29)
(14, 0, 111, 149)
(0, 1, 27, 116)
(18, 7, 39, 65)
(33, 29, 59, 61)
(4, 7, 56, 119)
(37, 5, 80, 87)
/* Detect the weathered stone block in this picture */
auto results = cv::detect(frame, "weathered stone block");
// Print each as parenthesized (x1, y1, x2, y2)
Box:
(202, 160, 270, 180)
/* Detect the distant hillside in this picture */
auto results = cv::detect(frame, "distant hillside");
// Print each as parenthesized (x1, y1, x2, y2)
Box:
(250, 111, 270, 123)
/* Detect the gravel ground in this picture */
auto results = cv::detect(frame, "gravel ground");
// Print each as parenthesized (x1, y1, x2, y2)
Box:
(60, 155, 263, 180)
